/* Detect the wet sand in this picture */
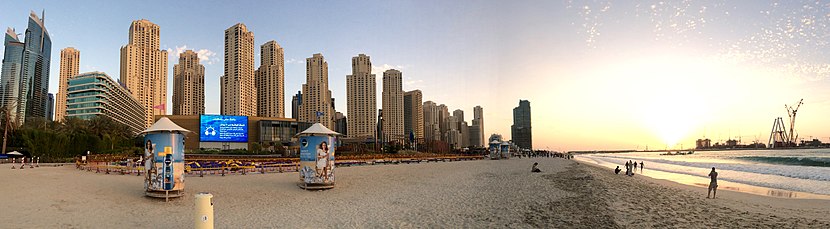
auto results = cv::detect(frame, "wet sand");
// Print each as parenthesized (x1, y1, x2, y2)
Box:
(1, 158, 829, 228)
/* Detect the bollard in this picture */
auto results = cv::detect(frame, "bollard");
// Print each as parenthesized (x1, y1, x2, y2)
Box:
(194, 192, 214, 229)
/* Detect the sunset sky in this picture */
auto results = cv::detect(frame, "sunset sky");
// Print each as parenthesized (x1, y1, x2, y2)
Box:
(2, 1, 830, 150)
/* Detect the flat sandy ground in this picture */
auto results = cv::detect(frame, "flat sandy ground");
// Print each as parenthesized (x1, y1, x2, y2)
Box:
(1, 158, 829, 228)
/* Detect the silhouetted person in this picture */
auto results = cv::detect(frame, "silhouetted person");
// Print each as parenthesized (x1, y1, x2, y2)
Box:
(708, 167, 719, 199)
(640, 161, 644, 173)
(531, 162, 541, 173)
(614, 166, 621, 174)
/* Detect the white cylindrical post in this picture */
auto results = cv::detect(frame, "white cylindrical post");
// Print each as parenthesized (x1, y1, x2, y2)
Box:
(194, 192, 214, 229)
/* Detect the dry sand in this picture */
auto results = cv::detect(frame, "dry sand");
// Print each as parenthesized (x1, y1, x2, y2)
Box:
(0, 158, 828, 228)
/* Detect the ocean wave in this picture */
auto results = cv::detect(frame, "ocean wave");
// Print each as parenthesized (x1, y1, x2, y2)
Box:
(736, 156, 830, 167)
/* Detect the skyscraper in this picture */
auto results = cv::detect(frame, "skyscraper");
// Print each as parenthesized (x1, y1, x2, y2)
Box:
(55, 47, 79, 122)
(46, 93, 53, 121)
(256, 40, 284, 118)
(0, 11, 52, 125)
(403, 90, 423, 140)
(299, 53, 333, 128)
(453, 109, 468, 147)
(422, 101, 440, 141)
(512, 100, 532, 150)
(291, 91, 301, 120)
(0, 28, 25, 125)
(382, 69, 404, 141)
(345, 54, 376, 139)
(221, 23, 256, 116)
(472, 106, 485, 147)
(120, 19, 168, 128)
(437, 104, 449, 142)
(334, 111, 347, 136)
(172, 50, 205, 115)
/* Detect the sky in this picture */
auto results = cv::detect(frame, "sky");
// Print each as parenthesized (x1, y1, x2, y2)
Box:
(2, 0, 830, 151)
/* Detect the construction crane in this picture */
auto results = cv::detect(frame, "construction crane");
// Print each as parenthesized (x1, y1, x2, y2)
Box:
(785, 99, 803, 146)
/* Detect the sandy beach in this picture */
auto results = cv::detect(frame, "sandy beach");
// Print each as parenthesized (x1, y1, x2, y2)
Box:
(1, 158, 829, 228)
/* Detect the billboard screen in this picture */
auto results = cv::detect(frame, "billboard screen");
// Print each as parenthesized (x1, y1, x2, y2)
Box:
(199, 115, 248, 142)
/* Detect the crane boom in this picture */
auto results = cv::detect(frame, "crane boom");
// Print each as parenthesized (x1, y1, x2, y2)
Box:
(785, 99, 803, 146)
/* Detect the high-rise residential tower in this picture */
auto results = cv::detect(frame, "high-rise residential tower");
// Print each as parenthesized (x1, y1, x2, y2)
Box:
(299, 53, 332, 128)
(256, 40, 284, 118)
(453, 109, 468, 147)
(46, 93, 53, 121)
(55, 47, 79, 122)
(403, 90, 423, 140)
(382, 69, 404, 141)
(471, 106, 484, 147)
(120, 19, 168, 128)
(422, 101, 440, 141)
(512, 100, 532, 149)
(221, 23, 256, 116)
(345, 54, 376, 139)
(437, 104, 449, 142)
(291, 91, 301, 120)
(172, 50, 205, 115)
(0, 11, 52, 126)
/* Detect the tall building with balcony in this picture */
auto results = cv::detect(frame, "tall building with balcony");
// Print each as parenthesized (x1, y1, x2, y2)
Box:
(299, 53, 333, 128)
(382, 69, 404, 141)
(511, 100, 532, 149)
(422, 101, 440, 141)
(437, 104, 449, 142)
(471, 106, 484, 147)
(291, 91, 301, 120)
(55, 47, 80, 122)
(46, 93, 53, 121)
(221, 23, 256, 116)
(256, 40, 284, 118)
(66, 72, 145, 134)
(345, 54, 376, 139)
(0, 11, 52, 126)
(120, 19, 167, 128)
(403, 90, 423, 140)
(172, 50, 205, 115)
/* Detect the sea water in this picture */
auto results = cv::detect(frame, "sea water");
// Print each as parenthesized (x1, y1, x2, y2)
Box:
(577, 149, 830, 198)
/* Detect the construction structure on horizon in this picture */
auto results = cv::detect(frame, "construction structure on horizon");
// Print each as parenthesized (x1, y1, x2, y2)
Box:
(768, 99, 803, 148)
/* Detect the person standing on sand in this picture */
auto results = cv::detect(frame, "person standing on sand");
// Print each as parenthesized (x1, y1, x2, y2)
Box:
(640, 161, 644, 173)
(624, 161, 630, 175)
(708, 167, 719, 199)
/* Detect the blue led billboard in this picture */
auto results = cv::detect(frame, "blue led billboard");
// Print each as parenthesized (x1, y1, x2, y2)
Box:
(199, 115, 248, 142)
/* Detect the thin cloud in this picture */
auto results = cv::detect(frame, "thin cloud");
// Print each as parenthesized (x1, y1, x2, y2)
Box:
(371, 63, 407, 75)
(167, 45, 218, 65)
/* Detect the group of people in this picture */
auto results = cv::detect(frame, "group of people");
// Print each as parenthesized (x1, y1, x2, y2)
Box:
(614, 160, 643, 176)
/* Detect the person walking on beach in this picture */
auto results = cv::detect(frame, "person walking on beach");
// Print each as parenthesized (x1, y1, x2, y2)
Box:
(708, 167, 719, 199)
(640, 161, 644, 173)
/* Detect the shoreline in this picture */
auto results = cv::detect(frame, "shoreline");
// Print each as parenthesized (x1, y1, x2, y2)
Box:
(571, 159, 830, 227)
(1, 157, 828, 227)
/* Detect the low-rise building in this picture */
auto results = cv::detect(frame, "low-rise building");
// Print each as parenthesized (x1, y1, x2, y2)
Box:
(66, 71, 145, 134)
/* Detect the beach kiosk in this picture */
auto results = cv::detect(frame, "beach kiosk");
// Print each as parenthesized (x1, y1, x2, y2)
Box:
(489, 140, 501, 160)
(499, 142, 511, 159)
(140, 117, 190, 200)
(296, 123, 340, 190)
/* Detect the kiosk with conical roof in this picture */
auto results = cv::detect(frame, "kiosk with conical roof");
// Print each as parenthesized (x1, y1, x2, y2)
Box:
(296, 123, 340, 190)
(489, 140, 502, 160)
(140, 117, 190, 200)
